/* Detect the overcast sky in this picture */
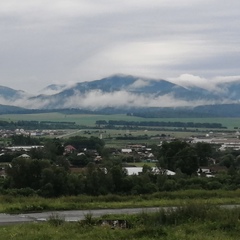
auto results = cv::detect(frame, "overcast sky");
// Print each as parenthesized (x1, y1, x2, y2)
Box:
(1, 0, 240, 93)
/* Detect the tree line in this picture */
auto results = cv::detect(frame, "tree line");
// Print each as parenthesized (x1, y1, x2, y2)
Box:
(0, 120, 78, 130)
(96, 120, 225, 129)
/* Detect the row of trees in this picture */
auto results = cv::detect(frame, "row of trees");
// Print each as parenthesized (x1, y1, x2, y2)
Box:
(0, 120, 78, 130)
(96, 120, 224, 129)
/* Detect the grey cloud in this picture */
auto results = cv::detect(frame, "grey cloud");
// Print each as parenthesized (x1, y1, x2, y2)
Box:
(0, 0, 240, 92)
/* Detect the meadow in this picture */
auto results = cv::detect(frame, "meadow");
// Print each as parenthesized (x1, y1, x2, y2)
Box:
(1, 112, 240, 129)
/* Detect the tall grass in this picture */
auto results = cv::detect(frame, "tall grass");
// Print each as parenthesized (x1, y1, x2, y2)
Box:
(0, 204, 240, 239)
(1, 189, 240, 213)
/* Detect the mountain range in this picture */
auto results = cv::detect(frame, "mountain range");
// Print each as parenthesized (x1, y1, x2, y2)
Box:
(1, 74, 240, 117)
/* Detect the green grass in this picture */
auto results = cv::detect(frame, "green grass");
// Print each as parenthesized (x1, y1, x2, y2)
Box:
(0, 222, 237, 240)
(1, 190, 240, 214)
(1, 204, 240, 239)
(1, 113, 240, 129)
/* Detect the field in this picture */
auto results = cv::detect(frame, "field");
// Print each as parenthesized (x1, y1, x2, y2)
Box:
(1, 112, 240, 147)
(0, 112, 240, 148)
(1, 113, 240, 129)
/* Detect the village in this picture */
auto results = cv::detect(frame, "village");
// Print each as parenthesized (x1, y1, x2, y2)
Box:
(1, 127, 240, 180)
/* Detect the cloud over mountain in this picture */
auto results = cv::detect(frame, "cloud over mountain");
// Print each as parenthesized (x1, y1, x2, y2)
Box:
(1, 74, 240, 110)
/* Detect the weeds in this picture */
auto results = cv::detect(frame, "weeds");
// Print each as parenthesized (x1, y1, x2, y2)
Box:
(0, 205, 240, 239)
(1, 189, 240, 214)
(47, 213, 65, 226)
(84, 212, 95, 225)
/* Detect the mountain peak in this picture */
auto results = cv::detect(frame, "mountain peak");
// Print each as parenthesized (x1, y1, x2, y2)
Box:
(1, 74, 240, 111)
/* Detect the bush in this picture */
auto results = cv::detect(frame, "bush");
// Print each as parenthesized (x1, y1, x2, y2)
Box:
(162, 179, 177, 191)
(2, 188, 36, 197)
(206, 181, 223, 190)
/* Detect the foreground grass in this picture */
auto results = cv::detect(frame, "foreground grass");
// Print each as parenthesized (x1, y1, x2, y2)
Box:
(1, 189, 240, 213)
(0, 223, 236, 240)
(0, 204, 240, 239)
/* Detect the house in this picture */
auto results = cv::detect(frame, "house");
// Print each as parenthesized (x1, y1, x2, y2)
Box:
(64, 145, 77, 153)
(6, 146, 44, 152)
(94, 156, 102, 162)
(124, 167, 175, 176)
(77, 152, 85, 156)
(121, 149, 132, 154)
(0, 166, 6, 178)
(17, 154, 31, 159)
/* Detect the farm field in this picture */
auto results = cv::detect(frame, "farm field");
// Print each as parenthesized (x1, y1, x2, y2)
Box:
(1, 113, 239, 147)
(1, 113, 240, 129)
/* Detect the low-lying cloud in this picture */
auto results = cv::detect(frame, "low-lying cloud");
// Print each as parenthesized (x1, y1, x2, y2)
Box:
(168, 74, 240, 93)
(62, 90, 219, 109)
(1, 89, 234, 110)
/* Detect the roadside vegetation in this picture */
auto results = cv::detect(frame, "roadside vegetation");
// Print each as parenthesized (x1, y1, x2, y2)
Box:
(0, 204, 240, 239)
(1, 190, 240, 214)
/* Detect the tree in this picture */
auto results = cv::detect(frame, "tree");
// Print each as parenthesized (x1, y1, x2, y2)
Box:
(40, 166, 69, 197)
(43, 139, 64, 161)
(157, 141, 189, 171)
(195, 142, 212, 166)
(174, 147, 199, 175)
(219, 154, 235, 168)
(68, 153, 91, 167)
(142, 164, 153, 174)
(6, 158, 51, 189)
(109, 165, 127, 193)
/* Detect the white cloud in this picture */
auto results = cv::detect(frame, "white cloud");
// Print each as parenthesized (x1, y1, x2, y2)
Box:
(61, 90, 217, 109)
(212, 76, 240, 84)
(168, 74, 240, 92)
(129, 79, 151, 89)
(168, 74, 215, 90)
(0, 0, 240, 92)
